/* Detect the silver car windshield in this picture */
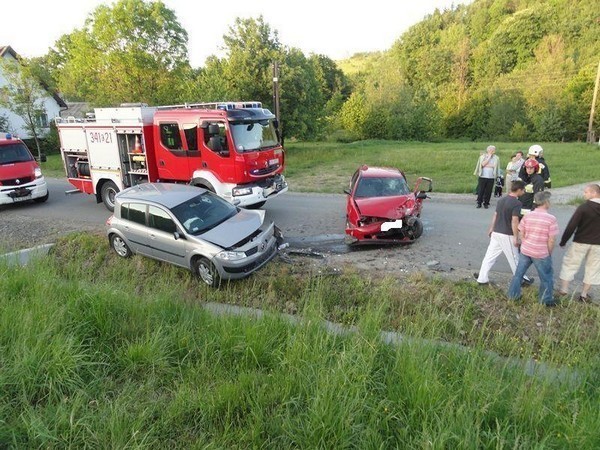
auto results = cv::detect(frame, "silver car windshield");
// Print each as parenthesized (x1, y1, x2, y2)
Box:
(171, 192, 238, 235)
(230, 119, 278, 153)
(354, 177, 410, 198)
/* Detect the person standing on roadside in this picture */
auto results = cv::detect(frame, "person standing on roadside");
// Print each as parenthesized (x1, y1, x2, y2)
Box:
(474, 180, 534, 285)
(518, 145, 550, 188)
(557, 183, 600, 302)
(519, 158, 545, 216)
(474, 145, 499, 209)
(508, 191, 560, 307)
(505, 151, 524, 193)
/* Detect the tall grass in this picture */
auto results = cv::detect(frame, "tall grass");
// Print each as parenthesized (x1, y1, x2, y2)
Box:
(1, 233, 600, 447)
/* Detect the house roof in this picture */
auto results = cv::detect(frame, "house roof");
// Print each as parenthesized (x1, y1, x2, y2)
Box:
(0, 45, 68, 109)
(60, 101, 92, 118)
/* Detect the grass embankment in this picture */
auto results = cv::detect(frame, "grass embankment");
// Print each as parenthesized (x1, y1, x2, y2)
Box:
(284, 140, 599, 194)
(2, 233, 600, 447)
(42, 140, 598, 193)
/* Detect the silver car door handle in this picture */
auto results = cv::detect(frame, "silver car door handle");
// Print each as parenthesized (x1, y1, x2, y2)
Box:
(149, 234, 156, 240)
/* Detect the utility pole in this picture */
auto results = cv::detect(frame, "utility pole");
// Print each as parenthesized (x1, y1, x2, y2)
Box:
(587, 60, 600, 144)
(272, 61, 280, 124)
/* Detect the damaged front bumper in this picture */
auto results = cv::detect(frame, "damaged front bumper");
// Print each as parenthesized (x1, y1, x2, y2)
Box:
(345, 216, 421, 245)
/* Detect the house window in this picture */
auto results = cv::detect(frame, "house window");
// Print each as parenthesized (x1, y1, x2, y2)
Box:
(35, 113, 49, 128)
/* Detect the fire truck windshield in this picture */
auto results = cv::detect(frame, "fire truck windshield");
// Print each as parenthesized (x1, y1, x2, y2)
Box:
(230, 119, 278, 153)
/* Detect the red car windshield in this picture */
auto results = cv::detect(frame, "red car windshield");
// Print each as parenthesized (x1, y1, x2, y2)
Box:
(0, 143, 34, 165)
(354, 176, 410, 198)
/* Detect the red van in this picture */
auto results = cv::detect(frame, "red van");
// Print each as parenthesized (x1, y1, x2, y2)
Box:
(0, 134, 49, 206)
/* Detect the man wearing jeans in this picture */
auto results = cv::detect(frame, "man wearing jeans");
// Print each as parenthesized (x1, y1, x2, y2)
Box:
(508, 191, 559, 307)
(474, 180, 534, 285)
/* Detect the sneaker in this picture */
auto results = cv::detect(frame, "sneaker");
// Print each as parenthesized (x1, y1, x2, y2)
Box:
(521, 276, 535, 286)
(476, 204, 482, 209)
(545, 301, 560, 308)
(484, 204, 489, 209)
(473, 272, 488, 285)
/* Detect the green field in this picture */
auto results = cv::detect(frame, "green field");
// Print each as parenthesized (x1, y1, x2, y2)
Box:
(284, 140, 599, 194)
(41, 140, 599, 193)
(2, 233, 600, 447)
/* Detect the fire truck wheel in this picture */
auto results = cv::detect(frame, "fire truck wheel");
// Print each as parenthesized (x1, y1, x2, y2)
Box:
(194, 257, 221, 288)
(245, 201, 266, 209)
(101, 181, 119, 212)
(110, 234, 132, 258)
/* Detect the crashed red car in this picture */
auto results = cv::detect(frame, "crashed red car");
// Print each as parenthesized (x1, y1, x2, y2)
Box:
(344, 165, 432, 244)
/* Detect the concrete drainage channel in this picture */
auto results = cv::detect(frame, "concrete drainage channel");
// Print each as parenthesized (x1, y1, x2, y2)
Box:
(1, 243, 55, 266)
(2, 243, 581, 387)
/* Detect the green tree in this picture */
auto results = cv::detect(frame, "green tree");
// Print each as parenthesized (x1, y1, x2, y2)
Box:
(54, 0, 189, 105)
(198, 16, 331, 139)
(0, 58, 49, 158)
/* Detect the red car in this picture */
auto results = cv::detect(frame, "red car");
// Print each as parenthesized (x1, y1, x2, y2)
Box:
(344, 165, 432, 244)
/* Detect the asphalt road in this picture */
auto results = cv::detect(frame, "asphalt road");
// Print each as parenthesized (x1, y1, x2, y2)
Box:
(1, 177, 583, 279)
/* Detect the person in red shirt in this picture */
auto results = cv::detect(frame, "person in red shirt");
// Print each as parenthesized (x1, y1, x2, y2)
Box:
(507, 191, 560, 306)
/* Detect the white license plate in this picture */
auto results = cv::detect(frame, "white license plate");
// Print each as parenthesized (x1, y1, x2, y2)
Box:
(269, 158, 279, 165)
(13, 195, 32, 202)
(381, 220, 403, 232)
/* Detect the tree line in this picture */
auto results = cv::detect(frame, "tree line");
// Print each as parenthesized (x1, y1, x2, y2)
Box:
(5, 0, 600, 142)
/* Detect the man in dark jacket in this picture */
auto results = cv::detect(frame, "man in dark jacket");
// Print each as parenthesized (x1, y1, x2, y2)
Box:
(557, 183, 600, 302)
(518, 158, 545, 216)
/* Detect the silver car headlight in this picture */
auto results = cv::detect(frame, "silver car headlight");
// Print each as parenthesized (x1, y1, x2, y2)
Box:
(232, 187, 253, 196)
(216, 250, 247, 261)
(34, 167, 43, 178)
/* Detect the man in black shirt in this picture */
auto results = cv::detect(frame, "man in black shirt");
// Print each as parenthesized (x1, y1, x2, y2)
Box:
(474, 180, 534, 285)
(557, 183, 600, 302)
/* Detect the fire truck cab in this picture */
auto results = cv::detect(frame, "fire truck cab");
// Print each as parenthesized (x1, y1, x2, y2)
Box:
(56, 102, 287, 211)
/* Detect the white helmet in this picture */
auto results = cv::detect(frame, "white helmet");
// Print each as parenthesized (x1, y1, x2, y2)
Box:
(528, 144, 543, 157)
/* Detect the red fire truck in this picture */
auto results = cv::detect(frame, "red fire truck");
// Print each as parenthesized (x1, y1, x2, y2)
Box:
(56, 102, 287, 211)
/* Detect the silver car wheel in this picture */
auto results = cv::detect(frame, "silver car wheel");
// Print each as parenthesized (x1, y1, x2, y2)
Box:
(198, 262, 213, 285)
(111, 235, 131, 258)
(195, 257, 221, 288)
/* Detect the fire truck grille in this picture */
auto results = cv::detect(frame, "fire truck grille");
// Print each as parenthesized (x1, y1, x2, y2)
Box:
(250, 164, 279, 176)
(1, 176, 33, 187)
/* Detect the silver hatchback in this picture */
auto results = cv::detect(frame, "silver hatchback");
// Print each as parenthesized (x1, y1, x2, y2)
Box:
(106, 183, 281, 287)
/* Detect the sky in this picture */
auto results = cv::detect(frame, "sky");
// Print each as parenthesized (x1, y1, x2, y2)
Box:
(1, 0, 470, 68)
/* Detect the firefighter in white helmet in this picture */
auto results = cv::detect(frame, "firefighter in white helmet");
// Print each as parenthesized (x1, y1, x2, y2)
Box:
(518, 144, 551, 188)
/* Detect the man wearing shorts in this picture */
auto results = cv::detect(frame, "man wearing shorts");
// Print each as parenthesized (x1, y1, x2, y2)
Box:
(557, 183, 600, 302)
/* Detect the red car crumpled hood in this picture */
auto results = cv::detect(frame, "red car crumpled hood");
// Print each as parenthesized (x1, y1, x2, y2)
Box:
(354, 195, 413, 219)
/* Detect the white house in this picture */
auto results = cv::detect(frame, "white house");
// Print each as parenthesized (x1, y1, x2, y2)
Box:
(0, 45, 67, 138)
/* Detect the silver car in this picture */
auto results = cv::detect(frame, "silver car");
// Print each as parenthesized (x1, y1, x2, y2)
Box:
(106, 183, 281, 287)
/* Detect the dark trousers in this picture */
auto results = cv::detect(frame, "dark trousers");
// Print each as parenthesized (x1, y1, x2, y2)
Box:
(476, 177, 494, 206)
